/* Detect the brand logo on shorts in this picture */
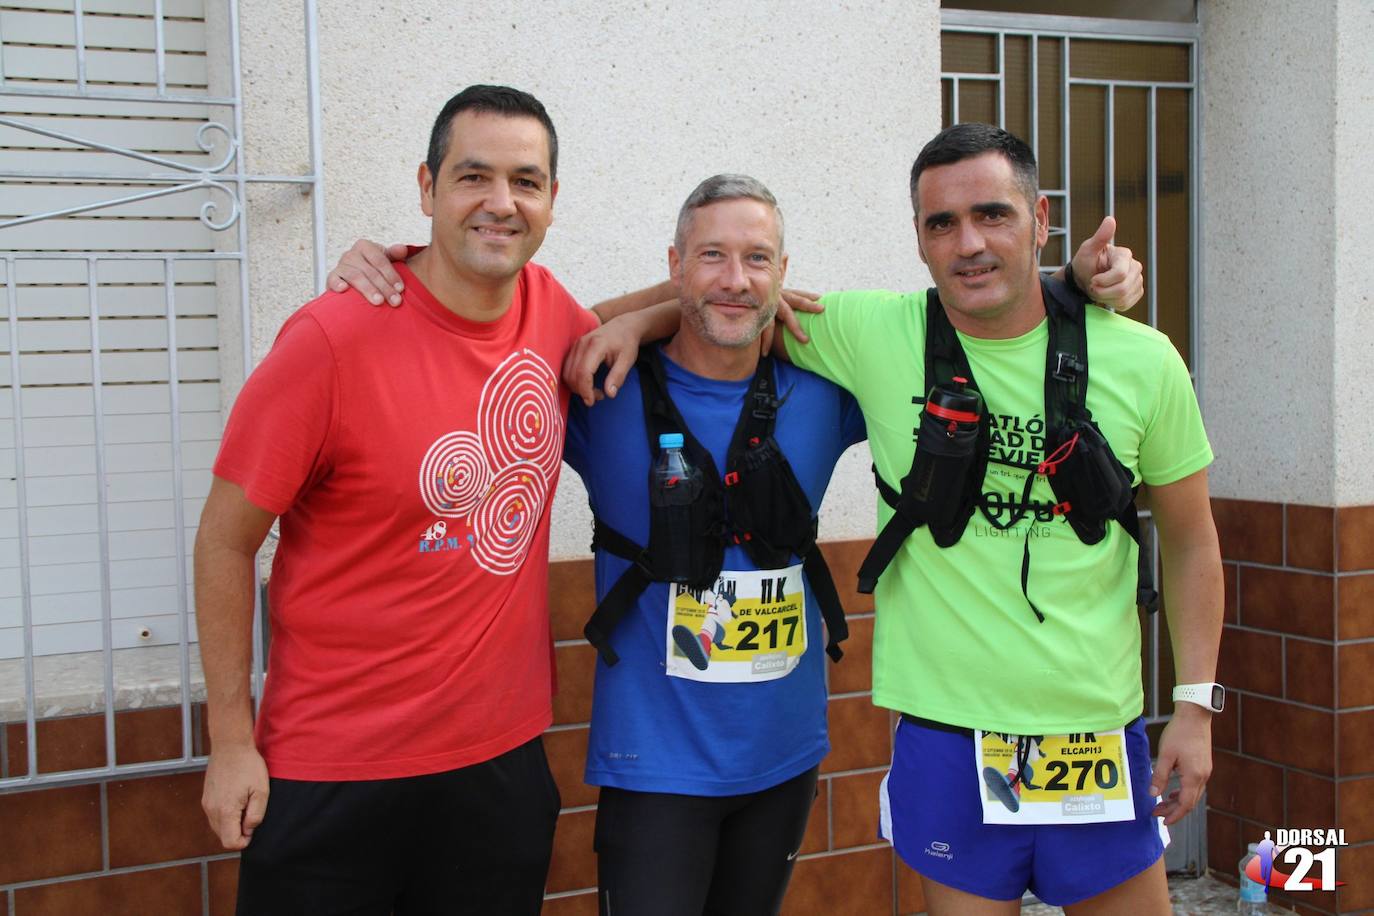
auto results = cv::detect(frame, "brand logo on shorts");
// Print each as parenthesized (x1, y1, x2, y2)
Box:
(924, 840, 953, 861)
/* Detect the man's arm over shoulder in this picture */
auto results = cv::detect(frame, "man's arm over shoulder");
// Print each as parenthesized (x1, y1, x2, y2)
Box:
(195, 476, 276, 851)
(781, 289, 914, 393)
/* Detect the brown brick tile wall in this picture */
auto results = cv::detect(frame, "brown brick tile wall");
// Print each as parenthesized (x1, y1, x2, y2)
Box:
(545, 807, 596, 895)
(781, 846, 892, 916)
(551, 642, 596, 726)
(1337, 776, 1374, 842)
(799, 778, 829, 855)
(0, 785, 103, 884)
(106, 771, 223, 868)
(821, 698, 893, 774)
(1209, 750, 1284, 824)
(1286, 769, 1336, 827)
(1218, 627, 1283, 696)
(1239, 566, 1335, 639)
(1337, 573, 1374, 639)
(1337, 641, 1374, 708)
(1207, 500, 1374, 913)
(1213, 497, 1284, 565)
(1287, 638, 1336, 708)
(1338, 506, 1374, 572)
(828, 770, 886, 850)
(544, 726, 597, 809)
(207, 858, 239, 916)
(1338, 710, 1374, 777)
(12, 864, 202, 916)
(1288, 505, 1336, 571)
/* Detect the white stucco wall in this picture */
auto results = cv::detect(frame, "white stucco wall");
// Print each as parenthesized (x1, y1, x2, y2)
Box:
(1333, 0, 1374, 506)
(1200, 0, 1338, 505)
(233, 1, 944, 558)
(1201, 0, 1373, 506)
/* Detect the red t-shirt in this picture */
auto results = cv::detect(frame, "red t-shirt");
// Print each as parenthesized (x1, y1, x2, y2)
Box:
(213, 261, 598, 780)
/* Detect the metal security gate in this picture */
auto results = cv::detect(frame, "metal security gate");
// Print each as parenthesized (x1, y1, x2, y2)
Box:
(940, 7, 1204, 874)
(1, 0, 323, 789)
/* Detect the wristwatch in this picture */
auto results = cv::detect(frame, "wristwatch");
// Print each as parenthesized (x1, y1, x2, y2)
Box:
(1173, 682, 1225, 713)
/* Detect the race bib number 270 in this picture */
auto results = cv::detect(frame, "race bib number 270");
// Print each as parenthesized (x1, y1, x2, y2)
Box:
(974, 727, 1135, 825)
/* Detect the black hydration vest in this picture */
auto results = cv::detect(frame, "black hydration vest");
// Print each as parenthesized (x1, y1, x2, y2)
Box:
(856, 277, 1159, 620)
(584, 347, 849, 666)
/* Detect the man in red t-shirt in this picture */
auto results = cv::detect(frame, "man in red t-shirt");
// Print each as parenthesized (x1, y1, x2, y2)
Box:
(196, 85, 636, 915)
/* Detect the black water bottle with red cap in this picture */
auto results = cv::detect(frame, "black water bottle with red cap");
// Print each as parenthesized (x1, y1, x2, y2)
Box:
(907, 376, 984, 528)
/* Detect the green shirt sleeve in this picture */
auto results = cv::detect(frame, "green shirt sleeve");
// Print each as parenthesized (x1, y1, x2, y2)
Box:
(1137, 337, 1213, 486)
(784, 289, 921, 393)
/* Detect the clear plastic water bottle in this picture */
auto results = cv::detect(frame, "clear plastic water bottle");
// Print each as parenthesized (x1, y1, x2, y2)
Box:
(1238, 842, 1267, 913)
(650, 433, 701, 582)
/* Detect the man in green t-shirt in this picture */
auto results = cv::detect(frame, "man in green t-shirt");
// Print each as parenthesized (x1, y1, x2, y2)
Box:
(773, 124, 1222, 913)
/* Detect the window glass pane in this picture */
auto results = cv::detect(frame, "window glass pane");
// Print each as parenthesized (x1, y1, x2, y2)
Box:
(1113, 87, 1150, 323)
(1003, 35, 1032, 142)
(1068, 84, 1106, 260)
(1070, 39, 1190, 83)
(958, 80, 997, 127)
(942, 31, 997, 74)
(1036, 37, 1063, 190)
(1156, 89, 1191, 366)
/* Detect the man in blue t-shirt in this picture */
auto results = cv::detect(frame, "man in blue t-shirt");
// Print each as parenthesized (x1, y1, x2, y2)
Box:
(562, 174, 866, 914)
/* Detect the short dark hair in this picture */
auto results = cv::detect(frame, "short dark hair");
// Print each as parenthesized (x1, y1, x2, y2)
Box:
(909, 123, 1038, 215)
(426, 84, 559, 182)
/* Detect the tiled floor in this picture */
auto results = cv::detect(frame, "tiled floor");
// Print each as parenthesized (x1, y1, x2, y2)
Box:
(1021, 874, 1287, 914)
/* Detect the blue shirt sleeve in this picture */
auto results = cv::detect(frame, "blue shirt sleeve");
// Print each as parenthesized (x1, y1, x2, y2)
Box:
(563, 397, 591, 479)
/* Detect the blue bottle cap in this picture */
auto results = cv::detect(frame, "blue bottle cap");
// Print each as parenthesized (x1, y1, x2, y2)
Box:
(659, 432, 685, 449)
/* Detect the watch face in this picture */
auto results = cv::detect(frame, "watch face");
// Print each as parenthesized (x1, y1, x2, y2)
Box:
(1211, 684, 1225, 711)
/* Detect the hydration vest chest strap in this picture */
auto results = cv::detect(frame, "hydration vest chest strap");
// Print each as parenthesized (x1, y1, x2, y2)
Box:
(858, 278, 1157, 615)
(584, 347, 849, 665)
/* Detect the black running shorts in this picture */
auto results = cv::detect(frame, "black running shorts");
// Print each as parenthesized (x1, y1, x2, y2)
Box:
(235, 735, 561, 915)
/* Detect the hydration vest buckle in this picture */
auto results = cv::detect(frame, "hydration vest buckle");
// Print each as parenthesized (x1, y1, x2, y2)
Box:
(1052, 500, 1072, 517)
(723, 470, 740, 486)
(1052, 351, 1085, 383)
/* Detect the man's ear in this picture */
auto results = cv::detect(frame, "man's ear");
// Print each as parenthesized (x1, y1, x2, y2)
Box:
(548, 179, 558, 224)
(1034, 194, 1050, 249)
(778, 252, 789, 284)
(418, 163, 434, 217)
(667, 245, 681, 284)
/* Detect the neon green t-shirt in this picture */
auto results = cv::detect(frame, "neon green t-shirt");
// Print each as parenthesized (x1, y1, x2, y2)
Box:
(787, 289, 1212, 734)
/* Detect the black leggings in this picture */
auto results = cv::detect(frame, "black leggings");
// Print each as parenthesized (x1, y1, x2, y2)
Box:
(594, 765, 819, 916)
(235, 736, 560, 916)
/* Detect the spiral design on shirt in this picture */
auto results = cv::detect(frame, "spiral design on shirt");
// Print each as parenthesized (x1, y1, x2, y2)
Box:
(417, 430, 491, 519)
(472, 461, 546, 575)
(478, 349, 562, 478)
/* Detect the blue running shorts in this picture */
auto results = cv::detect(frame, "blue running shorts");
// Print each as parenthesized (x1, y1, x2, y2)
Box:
(879, 715, 1168, 907)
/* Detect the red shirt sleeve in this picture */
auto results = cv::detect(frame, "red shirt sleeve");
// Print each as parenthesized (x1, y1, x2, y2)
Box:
(213, 311, 338, 515)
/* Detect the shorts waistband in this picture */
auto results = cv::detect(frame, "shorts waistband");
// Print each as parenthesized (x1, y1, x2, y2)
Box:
(898, 712, 1141, 737)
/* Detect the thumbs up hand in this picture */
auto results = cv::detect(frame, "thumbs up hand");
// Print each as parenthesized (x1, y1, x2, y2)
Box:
(1070, 216, 1144, 312)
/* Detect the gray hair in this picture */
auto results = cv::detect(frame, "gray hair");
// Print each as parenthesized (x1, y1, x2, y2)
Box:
(673, 173, 785, 255)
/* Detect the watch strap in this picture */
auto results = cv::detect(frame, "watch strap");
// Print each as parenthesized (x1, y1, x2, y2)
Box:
(1172, 682, 1224, 712)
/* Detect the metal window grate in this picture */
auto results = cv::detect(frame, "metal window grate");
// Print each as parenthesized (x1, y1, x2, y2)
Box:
(1, 0, 324, 790)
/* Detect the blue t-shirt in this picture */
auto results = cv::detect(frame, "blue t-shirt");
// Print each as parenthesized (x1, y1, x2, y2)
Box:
(564, 347, 866, 795)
